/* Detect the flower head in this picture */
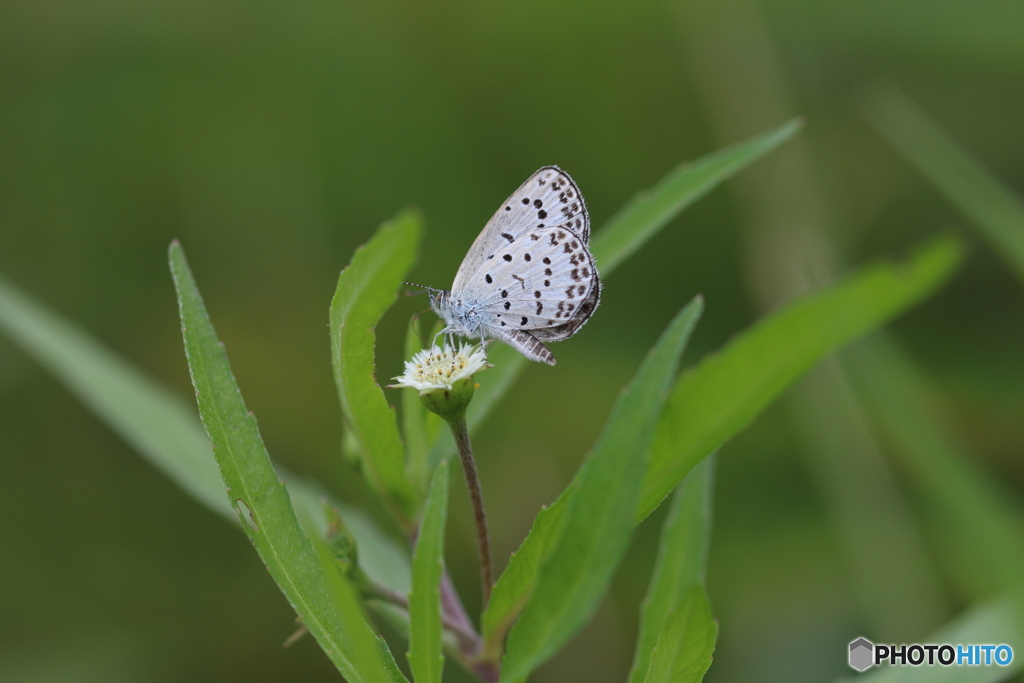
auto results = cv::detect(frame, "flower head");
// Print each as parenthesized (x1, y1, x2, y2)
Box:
(391, 342, 488, 393)
(390, 342, 489, 420)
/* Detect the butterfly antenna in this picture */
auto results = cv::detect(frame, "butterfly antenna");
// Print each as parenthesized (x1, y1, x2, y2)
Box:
(401, 281, 439, 297)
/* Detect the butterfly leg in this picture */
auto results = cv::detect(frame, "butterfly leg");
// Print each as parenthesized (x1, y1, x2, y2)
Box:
(479, 335, 495, 361)
(431, 327, 453, 350)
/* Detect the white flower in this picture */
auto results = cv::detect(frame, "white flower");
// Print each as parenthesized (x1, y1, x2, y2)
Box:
(390, 343, 489, 394)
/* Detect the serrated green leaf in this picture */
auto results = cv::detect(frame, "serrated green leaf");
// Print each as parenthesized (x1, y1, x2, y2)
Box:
(484, 236, 963, 651)
(331, 210, 422, 529)
(0, 273, 411, 597)
(629, 456, 716, 683)
(408, 459, 450, 683)
(402, 316, 431, 497)
(428, 121, 803, 468)
(835, 592, 1024, 683)
(642, 585, 717, 683)
(289, 477, 412, 596)
(482, 488, 570, 653)
(170, 241, 404, 683)
(637, 233, 964, 522)
(863, 85, 1024, 286)
(498, 298, 704, 683)
(482, 297, 704, 650)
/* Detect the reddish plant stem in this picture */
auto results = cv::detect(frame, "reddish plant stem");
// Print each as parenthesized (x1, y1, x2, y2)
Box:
(367, 576, 500, 682)
(365, 581, 478, 652)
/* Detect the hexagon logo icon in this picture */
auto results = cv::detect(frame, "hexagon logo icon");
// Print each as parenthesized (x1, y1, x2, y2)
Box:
(849, 637, 875, 672)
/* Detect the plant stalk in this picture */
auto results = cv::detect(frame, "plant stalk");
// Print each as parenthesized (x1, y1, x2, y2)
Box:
(449, 413, 493, 606)
(366, 579, 500, 682)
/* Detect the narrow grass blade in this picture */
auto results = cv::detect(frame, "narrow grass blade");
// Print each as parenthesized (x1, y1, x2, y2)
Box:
(844, 337, 1024, 598)
(835, 593, 1024, 683)
(629, 456, 716, 683)
(498, 298, 704, 683)
(429, 121, 802, 465)
(170, 242, 404, 683)
(0, 275, 411, 596)
(863, 85, 1024, 286)
(642, 585, 717, 683)
(791, 358, 949, 637)
(331, 210, 422, 529)
(0, 275, 231, 518)
(408, 460, 450, 683)
(591, 118, 802, 273)
(637, 233, 964, 522)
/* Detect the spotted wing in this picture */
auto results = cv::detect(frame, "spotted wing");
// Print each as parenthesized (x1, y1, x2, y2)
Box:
(462, 225, 599, 338)
(530, 274, 600, 341)
(451, 166, 590, 294)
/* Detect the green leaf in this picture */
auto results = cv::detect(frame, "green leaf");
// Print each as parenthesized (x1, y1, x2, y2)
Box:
(637, 233, 965, 522)
(629, 456, 716, 683)
(844, 337, 1024, 597)
(836, 592, 1024, 683)
(484, 235, 962, 654)
(0, 275, 231, 519)
(591, 118, 802, 274)
(482, 487, 570, 653)
(310, 531, 410, 682)
(408, 459, 450, 683)
(863, 85, 1024, 286)
(170, 241, 404, 683)
(402, 316, 431, 497)
(428, 120, 803, 466)
(289, 477, 412, 596)
(331, 210, 422, 529)
(0, 274, 411, 597)
(498, 297, 704, 683)
(642, 585, 717, 683)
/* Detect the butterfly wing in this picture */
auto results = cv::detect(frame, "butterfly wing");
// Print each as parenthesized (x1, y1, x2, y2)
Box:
(462, 225, 600, 338)
(451, 166, 590, 295)
(530, 275, 600, 341)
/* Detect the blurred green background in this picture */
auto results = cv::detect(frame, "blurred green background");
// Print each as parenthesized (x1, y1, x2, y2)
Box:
(2, 0, 1023, 681)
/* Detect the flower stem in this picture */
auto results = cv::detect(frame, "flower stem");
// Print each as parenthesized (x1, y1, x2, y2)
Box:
(364, 580, 479, 651)
(448, 413, 493, 606)
(365, 577, 500, 682)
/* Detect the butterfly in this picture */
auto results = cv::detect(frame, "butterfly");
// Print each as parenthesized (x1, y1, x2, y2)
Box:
(428, 166, 600, 365)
